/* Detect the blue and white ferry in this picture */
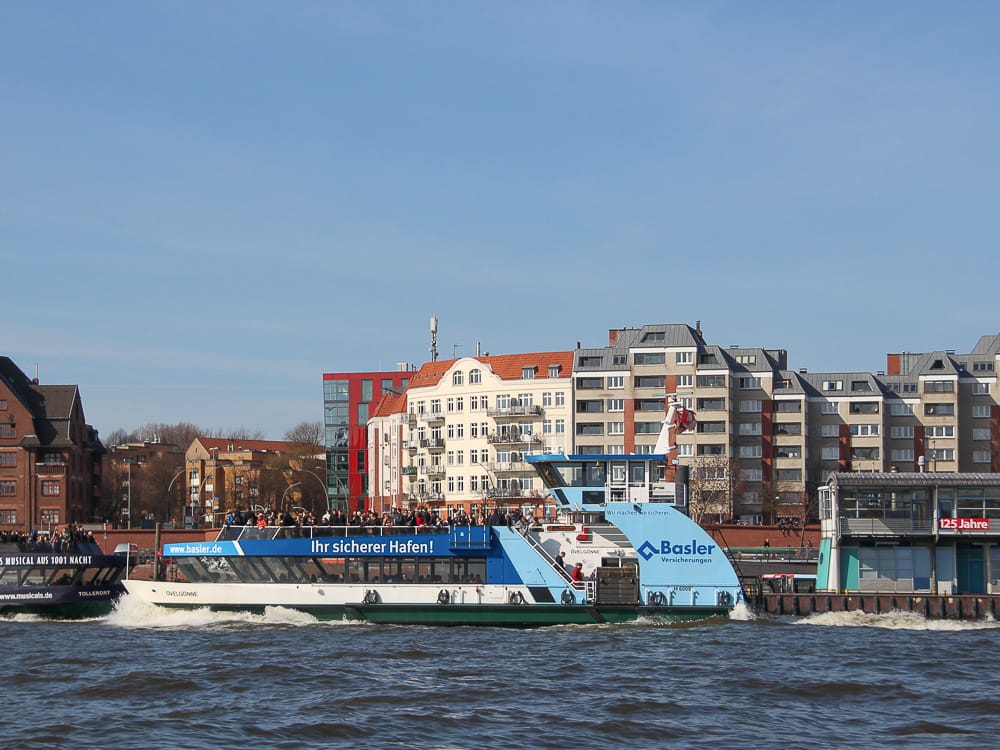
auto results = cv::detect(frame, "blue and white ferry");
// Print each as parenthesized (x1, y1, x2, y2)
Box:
(123, 446, 743, 626)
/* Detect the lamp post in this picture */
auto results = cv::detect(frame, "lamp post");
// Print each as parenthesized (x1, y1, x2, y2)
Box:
(163, 468, 186, 528)
(281, 482, 302, 512)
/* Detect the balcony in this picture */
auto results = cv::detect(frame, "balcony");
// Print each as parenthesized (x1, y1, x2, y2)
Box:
(487, 404, 542, 419)
(839, 516, 933, 537)
(486, 434, 543, 447)
(401, 466, 417, 477)
(419, 411, 445, 424)
(484, 461, 534, 473)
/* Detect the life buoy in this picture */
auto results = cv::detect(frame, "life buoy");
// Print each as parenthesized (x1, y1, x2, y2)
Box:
(437, 589, 450, 605)
(363, 589, 380, 605)
(648, 591, 666, 607)
(561, 589, 575, 605)
(717, 590, 733, 607)
(508, 590, 525, 605)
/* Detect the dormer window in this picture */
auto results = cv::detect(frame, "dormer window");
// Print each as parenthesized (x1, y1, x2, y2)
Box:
(522, 366, 537, 379)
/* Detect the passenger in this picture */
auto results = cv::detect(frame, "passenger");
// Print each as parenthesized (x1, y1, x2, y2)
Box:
(572, 562, 584, 582)
(554, 551, 567, 571)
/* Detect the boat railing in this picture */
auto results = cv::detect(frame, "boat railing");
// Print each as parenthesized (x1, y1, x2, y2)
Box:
(215, 524, 453, 542)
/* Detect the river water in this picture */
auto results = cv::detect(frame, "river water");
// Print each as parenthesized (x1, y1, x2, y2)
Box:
(3, 598, 998, 749)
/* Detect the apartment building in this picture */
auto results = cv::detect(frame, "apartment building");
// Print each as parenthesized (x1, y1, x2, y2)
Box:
(367, 352, 574, 517)
(0, 357, 105, 530)
(363, 325, 1000, 528)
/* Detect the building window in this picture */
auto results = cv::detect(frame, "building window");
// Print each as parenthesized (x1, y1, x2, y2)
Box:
(361, 380, 373, 402)
(973, 382, 990, 395)
(608, 422, 625, 435)
(738, 376, 761, 389)
(973, 450, 991, 463)
(0, 509, 15, 524)
(0, 399, 5, 409)
(676, 352, 693, 365)
(555, 419, 565, 434)
(822, 380, 843, 392)
(821, 447, 839, 460)
(890, 449, 914, 461)
(849, 402, 879, 414)
(739, 400, 761, 413)
(776, 469, 802, 481)
(677, 375, 693, 388)
(775, 401, 802, 413)
(577, 377, 604, 389)
(699, 398, 726, 410)
(928, 448, 955, 461)
(850, 424, 879, 437)
(576, 400, 604, 413)
(972, 428, 991, 441)
(923, 380, 954, 393)
(925, 425, 954, 438)
(607, 399, 624, 412)
(635, 399, 665, 412)
(973, 405, 991, 418)
(0, 481, 15, 496)
(522, 366, 537, 379)
(634, 353, 665, 365)
(470, 369, 482, 384)
(891, 426, 915, 439)
(0, 452, 14, 467)
(577, 423, 604, 436)
(697, 375, 726, 388)
(634, 376, 664, 389)
(41, 480, 60, 496)
(972, 362, 995, 372)
(851, 447, 879, 460)
(555, 392, 565, 407)
(924, 403, 954, 416)
(738, 422, 762, 436)
(821, 424, 839, 438)
(696, 422, 726, 434)
(548, 365, 561, 378)
(607, 376, 625, 389)
(453, 371, 464, 386)
(0, 424, 15, 438)
(698, 444, 726, 456)
(821, 401, 839, 415)
(676, 444, 694, 457)
(738, 445, 762, 459)
(735, 354, 757, 365)
(740, 468, 762, 481)
(40, 508, 59, 525)
(890, 402, 913, 416)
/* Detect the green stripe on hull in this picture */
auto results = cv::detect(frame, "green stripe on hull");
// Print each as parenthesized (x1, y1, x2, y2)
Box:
(153, 602, 731, 626)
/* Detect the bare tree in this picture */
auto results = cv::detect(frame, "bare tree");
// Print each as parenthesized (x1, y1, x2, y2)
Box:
(285, 421, 323, 452)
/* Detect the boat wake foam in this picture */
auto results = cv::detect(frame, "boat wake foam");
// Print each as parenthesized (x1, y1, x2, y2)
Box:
(104, 593, 326, 629)
(727, 602, 756, 621)
(794, 609, 1000, 631)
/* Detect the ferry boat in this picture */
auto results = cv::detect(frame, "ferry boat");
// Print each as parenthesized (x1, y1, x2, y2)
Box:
(0, 536, 128, 618)
(123, 410, 743, 625)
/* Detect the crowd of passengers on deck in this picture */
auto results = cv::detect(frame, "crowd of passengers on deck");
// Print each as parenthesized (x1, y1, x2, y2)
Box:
(222, 505, 540, 534)
(0, 525, 99, 553)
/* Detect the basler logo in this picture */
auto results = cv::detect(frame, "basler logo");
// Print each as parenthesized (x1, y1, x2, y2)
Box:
(638, 539, 716, 561)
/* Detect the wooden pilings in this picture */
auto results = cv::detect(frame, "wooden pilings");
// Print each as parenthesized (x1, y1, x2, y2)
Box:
(762, 593, 1000, 619)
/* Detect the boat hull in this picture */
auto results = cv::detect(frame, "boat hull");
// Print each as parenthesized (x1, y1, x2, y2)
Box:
(122, 580, 728, 626)
(0, 583, 125, 619)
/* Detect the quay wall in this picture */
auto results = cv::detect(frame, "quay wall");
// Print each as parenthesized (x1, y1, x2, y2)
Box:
(762, 592, 1000, 620)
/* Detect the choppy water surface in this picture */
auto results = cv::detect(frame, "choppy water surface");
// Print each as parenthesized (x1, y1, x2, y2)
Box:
(3, 598, 999, 749)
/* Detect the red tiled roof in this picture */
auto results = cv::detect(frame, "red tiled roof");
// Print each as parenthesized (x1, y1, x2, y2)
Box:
(371, 390, 408, 418)
(406, 351, 574, 390)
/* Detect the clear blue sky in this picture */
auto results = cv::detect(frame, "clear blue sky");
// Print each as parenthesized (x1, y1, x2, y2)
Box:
(4, 2, 998, 440)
